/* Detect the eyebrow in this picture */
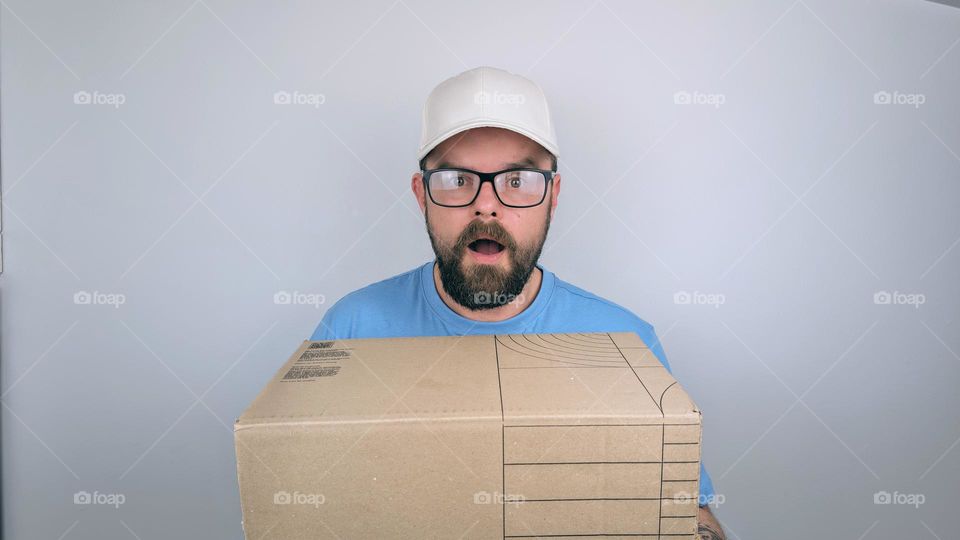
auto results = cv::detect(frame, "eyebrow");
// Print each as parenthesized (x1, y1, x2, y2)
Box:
(433, 156, 540, 170)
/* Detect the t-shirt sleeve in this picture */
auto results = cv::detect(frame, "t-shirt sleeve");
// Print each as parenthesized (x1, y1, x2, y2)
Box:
(309, 298, 350, 341)
(640, 323, 716, 507)
(698, 461, 715, 507)
(633, 322, 672, 374)
(310, 316, 334, 341)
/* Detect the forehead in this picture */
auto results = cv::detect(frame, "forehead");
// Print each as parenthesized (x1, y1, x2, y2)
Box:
(428, 127, 551, 170)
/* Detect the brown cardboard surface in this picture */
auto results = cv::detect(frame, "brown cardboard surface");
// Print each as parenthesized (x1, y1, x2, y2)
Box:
(235, 332, 702, 539)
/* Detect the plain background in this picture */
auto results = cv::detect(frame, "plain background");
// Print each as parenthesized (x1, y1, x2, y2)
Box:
(2, 0, 959, 538)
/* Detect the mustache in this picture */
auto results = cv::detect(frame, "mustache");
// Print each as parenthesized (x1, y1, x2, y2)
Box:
(456, 220, 516, 251)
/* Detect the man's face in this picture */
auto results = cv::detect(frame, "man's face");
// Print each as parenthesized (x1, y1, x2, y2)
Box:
(412, 127, 561, 310)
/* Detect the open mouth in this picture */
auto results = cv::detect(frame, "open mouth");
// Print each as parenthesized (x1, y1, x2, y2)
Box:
(467, 237, 505, 256)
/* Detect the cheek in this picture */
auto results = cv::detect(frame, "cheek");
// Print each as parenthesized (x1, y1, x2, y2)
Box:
(429, 210, 471, 243)
(504, 211, 547, 244)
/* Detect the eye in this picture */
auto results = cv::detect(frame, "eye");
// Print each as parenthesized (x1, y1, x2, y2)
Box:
(504, 172, 524, 189)
(432, 170, 474, 191)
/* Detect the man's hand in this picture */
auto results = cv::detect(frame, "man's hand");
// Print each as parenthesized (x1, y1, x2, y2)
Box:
(696, 505, 726, 539)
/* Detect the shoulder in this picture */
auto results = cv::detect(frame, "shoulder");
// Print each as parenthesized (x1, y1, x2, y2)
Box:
(551, 275, 656, 332)
(330, 264, 422, 313)
(311, 263, 424, 340)
(546, 272, 668, 366)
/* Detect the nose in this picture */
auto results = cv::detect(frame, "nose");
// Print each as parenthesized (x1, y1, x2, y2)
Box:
(472, 180, 502, 216)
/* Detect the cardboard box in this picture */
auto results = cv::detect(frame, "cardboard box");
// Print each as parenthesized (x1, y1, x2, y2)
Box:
(235, 332, 703, 539)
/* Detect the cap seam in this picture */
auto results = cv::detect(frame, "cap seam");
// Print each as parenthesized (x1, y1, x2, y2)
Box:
(479, 66, 485, 117)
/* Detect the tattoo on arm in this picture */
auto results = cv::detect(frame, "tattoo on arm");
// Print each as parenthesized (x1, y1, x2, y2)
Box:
(697, 523, 725, 540)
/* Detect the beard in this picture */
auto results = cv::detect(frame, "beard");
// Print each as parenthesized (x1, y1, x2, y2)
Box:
(426, 209, 551, 311)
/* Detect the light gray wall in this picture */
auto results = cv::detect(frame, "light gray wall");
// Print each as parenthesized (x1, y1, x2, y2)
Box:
(2, 1, 958, 538)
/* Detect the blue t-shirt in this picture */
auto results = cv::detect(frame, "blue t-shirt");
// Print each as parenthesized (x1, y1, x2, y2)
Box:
(311, 259, 715, 505)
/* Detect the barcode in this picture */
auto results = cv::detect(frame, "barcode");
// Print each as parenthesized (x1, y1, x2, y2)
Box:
(283, 366, 341, 380)
(299, 350, 351, 360)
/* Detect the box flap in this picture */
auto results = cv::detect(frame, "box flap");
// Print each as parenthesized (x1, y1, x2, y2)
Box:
(236, 332, 699, 429)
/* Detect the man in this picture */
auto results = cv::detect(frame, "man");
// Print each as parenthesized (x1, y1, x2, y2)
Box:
(312, 66, 725, 538)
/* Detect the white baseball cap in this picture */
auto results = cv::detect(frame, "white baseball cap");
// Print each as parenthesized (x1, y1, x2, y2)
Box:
(417, 66, 560, 163)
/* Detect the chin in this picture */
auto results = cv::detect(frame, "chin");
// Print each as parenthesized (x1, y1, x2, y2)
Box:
(463, 253, 510, 269)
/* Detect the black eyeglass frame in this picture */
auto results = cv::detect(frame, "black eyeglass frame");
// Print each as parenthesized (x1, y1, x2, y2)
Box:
(421, 167, 555, 208)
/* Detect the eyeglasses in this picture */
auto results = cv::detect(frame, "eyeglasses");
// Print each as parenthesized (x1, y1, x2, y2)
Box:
(421, 167, 554, 208)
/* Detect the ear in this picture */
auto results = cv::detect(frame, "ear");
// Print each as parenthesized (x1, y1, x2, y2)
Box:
(549, 173, 561, 220)
(411, 171, 427, 215)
